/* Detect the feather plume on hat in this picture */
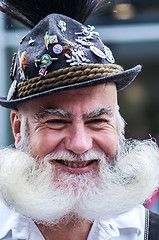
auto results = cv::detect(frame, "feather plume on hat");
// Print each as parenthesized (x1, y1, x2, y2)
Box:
(0, 0, 103, 27)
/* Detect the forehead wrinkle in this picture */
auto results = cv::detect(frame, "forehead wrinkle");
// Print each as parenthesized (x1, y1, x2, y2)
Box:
(36, 107, 72, 119)
(83, 107, 114, 119)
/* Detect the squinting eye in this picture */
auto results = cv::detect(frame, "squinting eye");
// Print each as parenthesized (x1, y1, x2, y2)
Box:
(89, 119, 107, 124)
(43, 119, 71, 130)
(86, 119, 109, 129)
(46, 119, 68, 124)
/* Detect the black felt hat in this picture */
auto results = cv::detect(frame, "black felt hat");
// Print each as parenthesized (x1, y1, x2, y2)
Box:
(0, 2, 141, 109)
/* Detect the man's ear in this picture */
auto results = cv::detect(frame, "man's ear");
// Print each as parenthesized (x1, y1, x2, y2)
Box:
(10, 109, 21, 148)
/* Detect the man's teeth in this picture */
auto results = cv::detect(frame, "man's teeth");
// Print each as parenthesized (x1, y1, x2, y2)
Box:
(56, 160, 92, 168)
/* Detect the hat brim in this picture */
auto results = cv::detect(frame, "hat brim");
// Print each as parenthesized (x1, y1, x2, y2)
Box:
(0, 65, 141, 109)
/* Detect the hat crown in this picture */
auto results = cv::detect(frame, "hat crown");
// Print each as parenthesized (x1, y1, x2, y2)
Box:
(11, 13, 115, 84)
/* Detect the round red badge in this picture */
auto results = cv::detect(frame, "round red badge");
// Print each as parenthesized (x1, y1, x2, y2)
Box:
(53, 44, 63, 54)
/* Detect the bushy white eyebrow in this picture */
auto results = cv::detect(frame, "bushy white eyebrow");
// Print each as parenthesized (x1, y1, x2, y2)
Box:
(36, 107, 113, 120)
(83, 107, 113, 119)
(36, 108, 72, 119)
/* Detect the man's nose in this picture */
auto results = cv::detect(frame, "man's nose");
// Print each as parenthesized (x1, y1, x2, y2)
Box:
(65, 123, 93, 155)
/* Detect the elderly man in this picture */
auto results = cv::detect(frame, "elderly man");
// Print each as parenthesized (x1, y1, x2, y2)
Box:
(0, 0, 159, 239)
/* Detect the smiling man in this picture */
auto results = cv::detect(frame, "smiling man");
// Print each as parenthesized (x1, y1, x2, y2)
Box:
(0, 0, 159, 240)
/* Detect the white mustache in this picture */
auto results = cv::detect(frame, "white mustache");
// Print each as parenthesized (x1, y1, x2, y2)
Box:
(44, 150, 106, 162)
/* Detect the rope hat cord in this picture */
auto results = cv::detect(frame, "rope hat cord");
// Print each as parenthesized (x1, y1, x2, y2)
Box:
(15, 64, 123, 99)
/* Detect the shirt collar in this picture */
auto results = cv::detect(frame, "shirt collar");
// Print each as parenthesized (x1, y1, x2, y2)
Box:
(112, 205, 144, 231)
(87, 205, 145, 240)
(0, 198, 30, 239)
(0, 198, 45, 240)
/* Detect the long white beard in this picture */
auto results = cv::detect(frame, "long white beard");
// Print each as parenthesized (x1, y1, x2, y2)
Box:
(0, 139, 159, 226)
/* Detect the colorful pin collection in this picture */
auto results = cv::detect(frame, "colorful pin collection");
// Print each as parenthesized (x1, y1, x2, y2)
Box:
(10, 18, 115, 85)
(35, 31, 63, 76)
(75, 25, 114, 63)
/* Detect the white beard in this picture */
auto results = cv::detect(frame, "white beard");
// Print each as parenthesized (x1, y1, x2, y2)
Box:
(0, 139, 159, 226)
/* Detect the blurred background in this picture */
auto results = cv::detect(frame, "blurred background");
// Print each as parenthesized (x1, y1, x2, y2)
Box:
(0, 0, 159, 212)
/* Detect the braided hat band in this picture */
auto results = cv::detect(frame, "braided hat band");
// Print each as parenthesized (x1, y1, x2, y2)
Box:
(0, 13, 141, 108)
(15, 64, 123, 99)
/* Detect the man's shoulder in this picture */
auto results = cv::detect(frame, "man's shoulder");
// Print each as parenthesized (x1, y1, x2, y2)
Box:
(149, 210, 159, 240)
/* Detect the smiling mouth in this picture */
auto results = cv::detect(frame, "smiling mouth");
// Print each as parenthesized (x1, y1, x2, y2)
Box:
(54, 160, 96, 168)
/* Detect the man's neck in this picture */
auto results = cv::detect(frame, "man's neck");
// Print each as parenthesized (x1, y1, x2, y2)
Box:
(36, 218, 93, 240)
